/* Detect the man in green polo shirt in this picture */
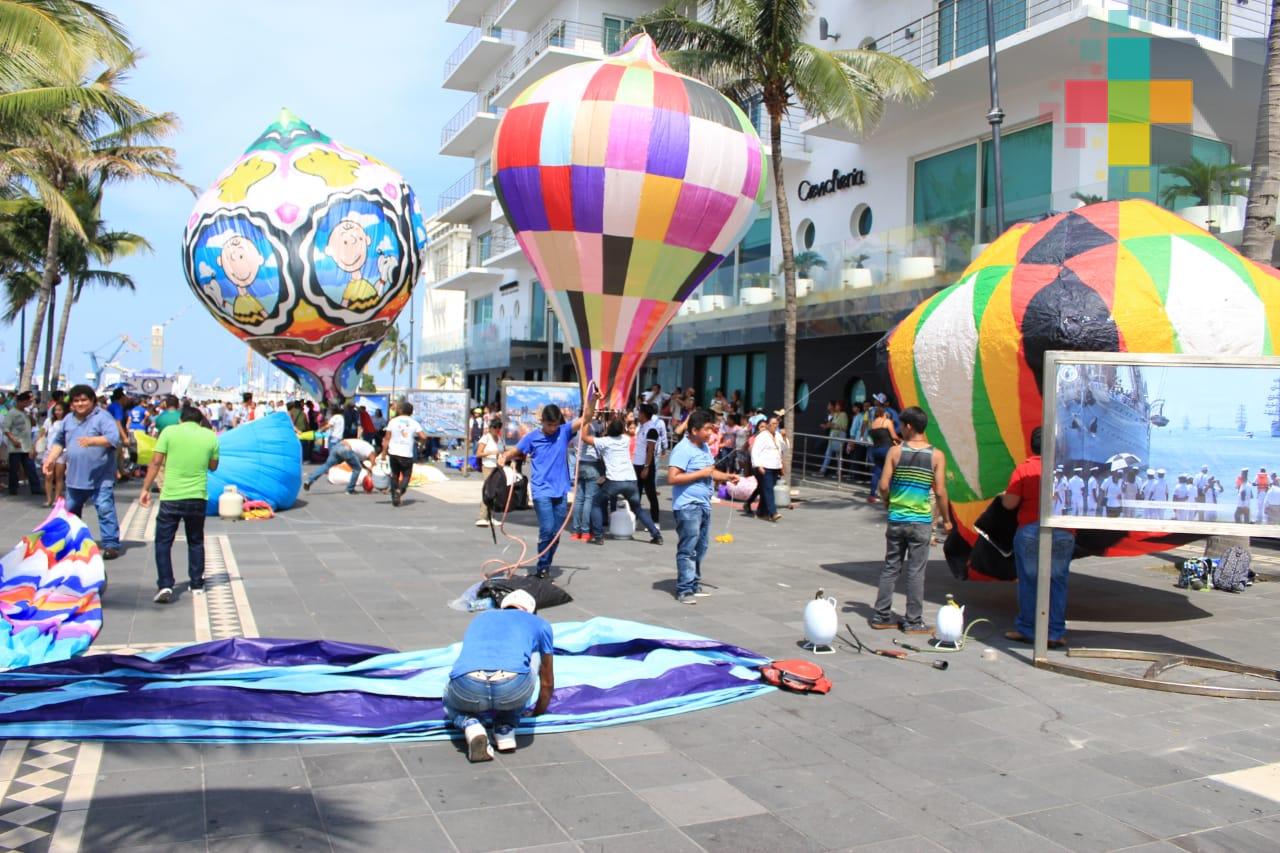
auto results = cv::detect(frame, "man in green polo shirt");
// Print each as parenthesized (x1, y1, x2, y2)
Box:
(152, 395, 181, 434)
(140, 406, 219, 603)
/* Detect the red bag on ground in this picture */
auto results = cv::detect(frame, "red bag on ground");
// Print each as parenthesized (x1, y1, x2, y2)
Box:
(759, 659, 831, 694)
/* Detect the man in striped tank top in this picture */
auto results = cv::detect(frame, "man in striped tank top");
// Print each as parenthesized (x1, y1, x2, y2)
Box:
(870, 407, 951, 634)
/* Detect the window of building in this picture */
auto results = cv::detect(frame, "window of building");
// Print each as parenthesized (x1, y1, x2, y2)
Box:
(913, 122, 1052, 258)
(1109, 128, 1232, 210)
(696, 352, 767, 412)
(531, 281, 546, 340)
(471, 295, 493, 326)
(846, 377, 867, 408)
(980, 121, 1053, 241)
(479, 159, 493, 189)
(937, 0, 1027, 64)
(476, 230, 493, 263)
(1128, 0, 1222, 39)
(603, 15, 635, 54)
(851, 204, 873, 237)
(795, 380, 811, 412)
(797, 219, 816, 250)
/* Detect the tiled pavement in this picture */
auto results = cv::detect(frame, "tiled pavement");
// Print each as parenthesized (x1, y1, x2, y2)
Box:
(4, 474, 1280, 851)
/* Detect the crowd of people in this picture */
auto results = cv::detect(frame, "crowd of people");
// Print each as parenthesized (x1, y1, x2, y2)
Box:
(1048, 463, 1280, 525)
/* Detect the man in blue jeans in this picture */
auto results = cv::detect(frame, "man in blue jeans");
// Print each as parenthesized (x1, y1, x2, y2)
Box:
(444, 590, 555, 762)
(139, 406, 219, 603)
(1001, 427, 1074, 649)
(303, 436, 372, 494)
(500, 396, 596, 577)
(668, 410, 739, 604)
(44, 385, 121, 559)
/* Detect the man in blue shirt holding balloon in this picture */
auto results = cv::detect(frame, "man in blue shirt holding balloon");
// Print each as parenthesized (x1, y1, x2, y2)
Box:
(500, 395, 596, 577)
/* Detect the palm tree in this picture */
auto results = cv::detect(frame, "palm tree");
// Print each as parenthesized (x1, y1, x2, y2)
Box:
(1159, 158, 1248, 208)
(635, 0, 930, 469)
(1242, 0, 1280, 265)
(376, 323, 410, 400)
(47, 180, 150, 389)
(8, 50, 188, 392)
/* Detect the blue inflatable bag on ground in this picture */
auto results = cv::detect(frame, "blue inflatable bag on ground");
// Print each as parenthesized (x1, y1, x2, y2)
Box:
(205, 412, 301, 516)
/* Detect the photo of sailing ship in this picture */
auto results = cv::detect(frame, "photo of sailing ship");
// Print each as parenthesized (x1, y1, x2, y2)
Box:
(1051, 359, 1280, 527)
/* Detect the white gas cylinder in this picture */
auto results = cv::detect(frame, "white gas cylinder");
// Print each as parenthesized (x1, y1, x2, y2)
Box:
(218, 485, 244, 520)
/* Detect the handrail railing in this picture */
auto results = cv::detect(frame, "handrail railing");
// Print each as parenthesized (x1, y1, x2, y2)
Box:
(444, 16, 520, 82)
(493, 18, 603, 96)
(435, 167, 492, 216)
(440, 96, 506, 149)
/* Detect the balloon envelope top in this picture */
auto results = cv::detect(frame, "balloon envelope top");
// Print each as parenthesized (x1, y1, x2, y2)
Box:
(182, 110, 427, 401)
(885, 199, 1280, 556)
(493, 34, 769, 409)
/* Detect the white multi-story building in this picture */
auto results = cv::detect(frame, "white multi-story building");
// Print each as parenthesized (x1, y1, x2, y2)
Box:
(423, 0, 1270, 427)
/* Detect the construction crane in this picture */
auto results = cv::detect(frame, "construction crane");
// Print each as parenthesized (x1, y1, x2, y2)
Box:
(86, 335, 140, 389)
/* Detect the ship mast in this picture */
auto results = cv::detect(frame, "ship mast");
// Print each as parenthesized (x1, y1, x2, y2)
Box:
(1237, 404, 1248, 433)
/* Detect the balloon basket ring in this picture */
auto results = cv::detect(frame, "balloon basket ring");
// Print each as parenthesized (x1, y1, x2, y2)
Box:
(1036, 647, 1280, 700)
(802, 641, 836, 655)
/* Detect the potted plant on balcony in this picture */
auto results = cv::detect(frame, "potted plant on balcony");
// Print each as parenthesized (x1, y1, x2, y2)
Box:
(841, 252, 872, 289)
(792, 250, 827, 297)
(1162, 157, 1248, 233)
(739, 271, 775, 306)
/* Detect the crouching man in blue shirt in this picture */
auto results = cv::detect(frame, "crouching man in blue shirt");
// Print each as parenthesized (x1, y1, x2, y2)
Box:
(445, 589, 555, 762)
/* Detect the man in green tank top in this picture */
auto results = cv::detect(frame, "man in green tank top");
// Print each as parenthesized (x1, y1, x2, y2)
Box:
(870, 406, 951, 633)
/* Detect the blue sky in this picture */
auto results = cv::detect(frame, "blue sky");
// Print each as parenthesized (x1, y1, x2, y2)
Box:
(1, 0, 468, 390)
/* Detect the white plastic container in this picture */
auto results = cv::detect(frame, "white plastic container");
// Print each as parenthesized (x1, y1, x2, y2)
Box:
(774, 479, 791, 509)
(608, 506, 636, 539)
(218, 485, 244, 520)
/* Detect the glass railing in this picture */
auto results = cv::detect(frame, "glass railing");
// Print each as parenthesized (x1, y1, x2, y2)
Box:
(420, 329, 467, 356)
(492, 18, 603, 97)
(469, 320, 515, 370)
(440, 95, 506, 150)
(444, 17, 520, 82)
(435, 167, 492, 216)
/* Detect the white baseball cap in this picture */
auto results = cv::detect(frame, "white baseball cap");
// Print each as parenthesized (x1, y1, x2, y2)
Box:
(500, 589, 537, 613)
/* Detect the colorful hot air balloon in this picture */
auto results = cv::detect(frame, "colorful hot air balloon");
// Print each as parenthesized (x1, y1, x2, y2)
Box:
(886, 199, 1280, 558)
(182, 110, 427, 401)
(492, 35, 769, 410)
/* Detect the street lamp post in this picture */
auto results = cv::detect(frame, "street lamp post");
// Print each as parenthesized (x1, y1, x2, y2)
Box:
(985, 0, 1006, 237)
(546, 302, 554, 380)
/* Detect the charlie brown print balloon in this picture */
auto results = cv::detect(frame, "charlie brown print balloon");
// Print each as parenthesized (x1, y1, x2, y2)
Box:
(182, 109, 427, 400)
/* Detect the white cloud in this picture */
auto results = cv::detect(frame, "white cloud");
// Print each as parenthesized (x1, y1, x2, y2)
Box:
(263, 255, 278, 267)
(377, 235, 394, 253)
(340, 211, 380, 229)
(204, 229, 240, 250)
(198, 261, 216, 279)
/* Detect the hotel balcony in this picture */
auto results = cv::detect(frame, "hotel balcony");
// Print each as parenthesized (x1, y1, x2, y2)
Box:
(754, 107, 811, 167)
(435, 167, 495, 224)
(490, 19, 604, 109)
(479, 224, 522, 266)
(440, 95, 504, 157)
(802, 0, 1272, 142)
(444, 17, 519, 92)
(493, 0, 559, 32)
(445, 0, 490, 27)
(427, 233, 504, 294)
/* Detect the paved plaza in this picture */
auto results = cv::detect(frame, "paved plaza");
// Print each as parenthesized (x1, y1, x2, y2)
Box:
(3, 472, 1280, 852)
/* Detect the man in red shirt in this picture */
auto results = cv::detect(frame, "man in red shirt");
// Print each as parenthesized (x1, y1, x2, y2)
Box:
(999, 427, 1075, 649)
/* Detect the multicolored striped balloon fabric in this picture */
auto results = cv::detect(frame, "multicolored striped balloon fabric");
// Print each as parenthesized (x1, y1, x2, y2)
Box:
(0, 501, 105, 669)
(0, 618, 772, 741)
(886, 199, 1280, 557)
(493, 34, 768, 410)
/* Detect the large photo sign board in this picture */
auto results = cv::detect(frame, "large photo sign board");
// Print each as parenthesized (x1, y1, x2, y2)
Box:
(501, 382, 582, 443)
(1041, 352, 1280, 538)
(353, 394, 390, 419)
(402, 388, 468, 439)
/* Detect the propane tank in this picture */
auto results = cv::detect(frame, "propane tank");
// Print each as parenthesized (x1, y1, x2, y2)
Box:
(802, 588, 838, 654)
(774, 478, 791, 509)
(935, 594, 965, 647)
(218, 485, 244, 520)
(608, 506, 636, 539)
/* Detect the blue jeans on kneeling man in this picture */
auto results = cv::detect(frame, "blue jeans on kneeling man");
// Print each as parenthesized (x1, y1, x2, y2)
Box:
(443, 666, 537, 730)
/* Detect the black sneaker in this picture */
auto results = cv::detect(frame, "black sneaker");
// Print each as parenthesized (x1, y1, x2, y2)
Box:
(303, 480, 311, 492)
(649, 535, 663, 546)
(535, 568, 549, 579)
(391, 490, 401, 507)
(189, 581, 204, 592)
(590, 536, 604, 546)
(869, 618, 899, 630)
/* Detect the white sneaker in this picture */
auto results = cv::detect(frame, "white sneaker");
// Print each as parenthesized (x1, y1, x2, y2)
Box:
(475, 518, 491, 527)
(494, 725, 517, 752)
(153, 587, 173, 604)
(464, 723, 493, 762)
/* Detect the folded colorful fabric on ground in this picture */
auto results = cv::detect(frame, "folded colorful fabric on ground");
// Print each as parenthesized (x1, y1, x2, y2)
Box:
(0, 502, 105, 669)
(0, 618, 772, 741)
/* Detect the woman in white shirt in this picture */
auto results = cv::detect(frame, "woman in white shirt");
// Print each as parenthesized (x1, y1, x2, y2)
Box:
(749, 415, 786, 521)
(475, 418, 506, 526)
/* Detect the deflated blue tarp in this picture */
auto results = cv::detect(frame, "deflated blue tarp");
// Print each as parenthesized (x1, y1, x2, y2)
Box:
(0, 618, 773, 741)
(205, 412, 301, 515)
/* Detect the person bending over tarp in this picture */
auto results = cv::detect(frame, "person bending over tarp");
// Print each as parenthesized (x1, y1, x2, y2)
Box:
(444, 589, 555, 762)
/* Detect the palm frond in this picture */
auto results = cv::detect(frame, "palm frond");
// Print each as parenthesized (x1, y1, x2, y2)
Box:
(790, 44, 930, 137)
